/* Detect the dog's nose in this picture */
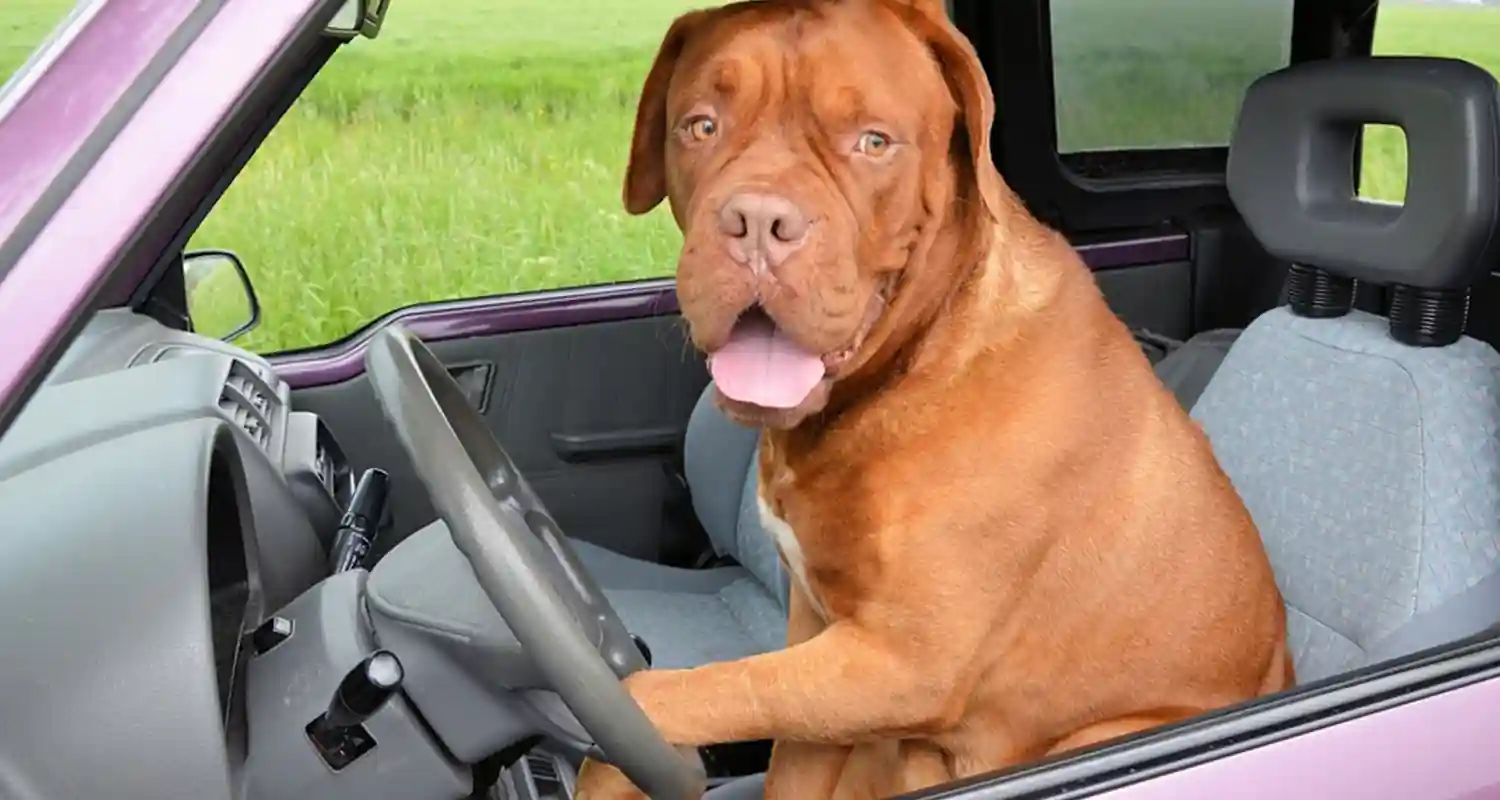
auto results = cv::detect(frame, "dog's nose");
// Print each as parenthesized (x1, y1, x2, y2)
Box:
(718, 193, 809, 270)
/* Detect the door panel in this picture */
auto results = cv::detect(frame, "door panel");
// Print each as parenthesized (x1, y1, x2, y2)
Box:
(292, 315, 707, 564)
(1095, 260, 1193, 340)
(283, 237, 1208, 566)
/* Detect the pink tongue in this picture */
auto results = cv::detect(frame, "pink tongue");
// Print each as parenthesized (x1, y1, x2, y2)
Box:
(709, 314, 825, 409)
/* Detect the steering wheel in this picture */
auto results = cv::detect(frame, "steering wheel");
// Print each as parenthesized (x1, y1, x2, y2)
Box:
(364, 324, 707, 800)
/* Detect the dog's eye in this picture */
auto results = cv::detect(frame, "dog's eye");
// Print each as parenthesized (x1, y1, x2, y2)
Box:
(856, 130, 892, 157)
(686, 116, 719, 142)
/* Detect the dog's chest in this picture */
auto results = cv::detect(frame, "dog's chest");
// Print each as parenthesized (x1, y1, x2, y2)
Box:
(756, 494, 831, 620)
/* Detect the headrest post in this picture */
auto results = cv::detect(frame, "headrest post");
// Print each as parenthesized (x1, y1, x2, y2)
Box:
(1285, 264, 1355, 319)
(1389, 284, 1471, 347)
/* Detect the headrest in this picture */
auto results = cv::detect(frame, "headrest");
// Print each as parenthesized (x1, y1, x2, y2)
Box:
(1227, 56, 1500, 290)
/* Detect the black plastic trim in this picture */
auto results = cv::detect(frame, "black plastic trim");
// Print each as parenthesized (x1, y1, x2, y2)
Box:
(1059, 148, 1227, 184)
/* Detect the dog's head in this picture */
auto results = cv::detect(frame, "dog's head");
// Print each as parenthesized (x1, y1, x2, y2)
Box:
(624, 0, 1004, 429)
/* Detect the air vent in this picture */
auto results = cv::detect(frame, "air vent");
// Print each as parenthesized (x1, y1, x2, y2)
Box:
(220, 395, 270, 451)
(524, 753, 564, 796)
(220, 360, 274, 452)
(149, 347, 281, 389)
(224, 371, 271, 416)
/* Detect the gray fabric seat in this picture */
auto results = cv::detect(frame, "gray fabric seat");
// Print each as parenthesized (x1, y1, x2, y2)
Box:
(582, 291, 1500, 683)
(666, 304, 1500, 787)
(1155, 328, 1239, 410)
(577, 54, 1500, 800)
(573, 387, 790, 670)
(571, 538, 786, 669)
(683, 299, 1500, 787)
(1191, 307, 1500, 683)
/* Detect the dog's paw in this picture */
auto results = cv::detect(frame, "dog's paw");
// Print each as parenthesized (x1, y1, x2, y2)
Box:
(574, 757, 651, 800)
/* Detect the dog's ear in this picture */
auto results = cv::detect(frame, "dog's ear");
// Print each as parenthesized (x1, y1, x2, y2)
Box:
(623, 10, 713, 215)
(907, 9, 1005, 223)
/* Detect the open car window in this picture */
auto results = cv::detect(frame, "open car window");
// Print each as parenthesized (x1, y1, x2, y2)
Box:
(183, 1, 717, 354)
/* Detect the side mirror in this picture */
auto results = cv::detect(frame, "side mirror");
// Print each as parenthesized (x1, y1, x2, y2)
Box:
(184, 249, 261, 344)
(326, 0, 391, 40)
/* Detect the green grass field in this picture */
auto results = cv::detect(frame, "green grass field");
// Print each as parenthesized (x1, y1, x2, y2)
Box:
(4, 1, 1500, 353)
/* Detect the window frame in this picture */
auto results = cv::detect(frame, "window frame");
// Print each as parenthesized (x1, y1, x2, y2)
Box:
(949, 0, 1380, 237)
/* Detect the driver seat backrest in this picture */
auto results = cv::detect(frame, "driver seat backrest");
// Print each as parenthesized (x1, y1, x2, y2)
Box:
(683, 388, 790, 608)
(1194, 56, 1500, 685)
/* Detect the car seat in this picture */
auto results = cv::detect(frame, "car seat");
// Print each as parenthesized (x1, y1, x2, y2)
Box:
(571, 388, 789, 669)
(575, 52, 1500, 800)
(1192, 56, 1500, 684)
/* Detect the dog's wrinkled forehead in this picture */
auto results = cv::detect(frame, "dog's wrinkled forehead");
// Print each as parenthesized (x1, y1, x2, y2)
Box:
(665, 2, 953, 147)
(625, 0, 1001, 227)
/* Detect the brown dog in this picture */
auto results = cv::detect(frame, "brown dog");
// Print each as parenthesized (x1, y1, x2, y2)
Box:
(577, 1, 1292, 797)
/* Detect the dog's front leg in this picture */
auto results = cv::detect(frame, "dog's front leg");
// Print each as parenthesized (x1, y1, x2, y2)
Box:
(763, 585, 847, 799)
(631, 620, 963, 746)
(576, 619, 969, 799)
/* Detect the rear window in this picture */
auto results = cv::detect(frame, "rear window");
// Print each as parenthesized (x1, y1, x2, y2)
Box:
(1049, 0, 1296, 154)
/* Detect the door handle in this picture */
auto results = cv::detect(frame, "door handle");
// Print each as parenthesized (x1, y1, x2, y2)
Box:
(550, 427, 684, 463)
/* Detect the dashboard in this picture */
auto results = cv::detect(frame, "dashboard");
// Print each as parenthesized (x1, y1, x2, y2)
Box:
(0, 309, 600, 800)
(0, 309, 357, 799)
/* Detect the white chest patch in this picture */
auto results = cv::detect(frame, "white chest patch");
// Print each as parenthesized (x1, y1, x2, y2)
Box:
(757, 495, 829, 620)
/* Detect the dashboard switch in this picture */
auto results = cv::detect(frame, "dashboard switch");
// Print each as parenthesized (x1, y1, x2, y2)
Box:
(325, 650, 404, 729)
(328, 468, 391, 574)
(306, 650, 405, 771)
